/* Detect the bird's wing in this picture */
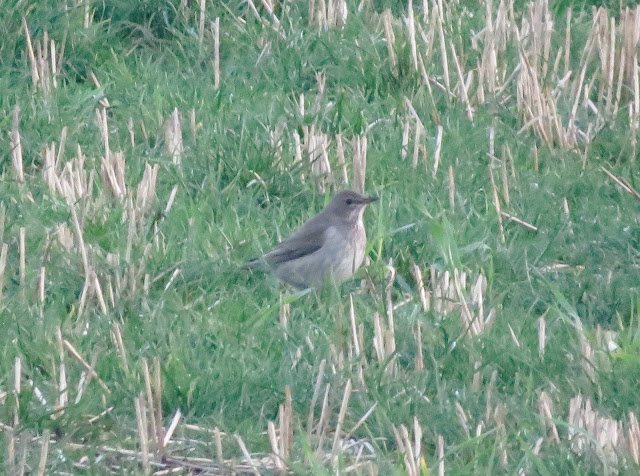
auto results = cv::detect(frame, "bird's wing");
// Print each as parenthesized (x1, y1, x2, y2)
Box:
(264, 215, 330, 266)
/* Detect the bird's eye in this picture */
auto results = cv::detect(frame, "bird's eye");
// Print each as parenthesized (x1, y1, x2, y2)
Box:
(345, 199, 354, 205)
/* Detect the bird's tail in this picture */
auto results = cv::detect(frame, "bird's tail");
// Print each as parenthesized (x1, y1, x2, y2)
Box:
(242, 257, 263, 269)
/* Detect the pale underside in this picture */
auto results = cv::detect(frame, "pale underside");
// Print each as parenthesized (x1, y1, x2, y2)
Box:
(271, 223, 366, 288)
(246, 200, 371, 289)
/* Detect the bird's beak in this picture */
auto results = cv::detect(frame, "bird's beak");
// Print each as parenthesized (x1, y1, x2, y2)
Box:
(364, 195, 379, 204)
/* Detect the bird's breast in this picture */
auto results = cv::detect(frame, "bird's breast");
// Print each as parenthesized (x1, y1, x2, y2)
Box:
(326, 220, 366, 282)
(272, 220, 367, 288)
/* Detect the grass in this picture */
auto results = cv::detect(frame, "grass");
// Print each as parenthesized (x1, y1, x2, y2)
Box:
(1, 0, 640, 474)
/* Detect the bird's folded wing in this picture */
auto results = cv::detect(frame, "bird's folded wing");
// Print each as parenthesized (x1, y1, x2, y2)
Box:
(264, 221, 329, 266)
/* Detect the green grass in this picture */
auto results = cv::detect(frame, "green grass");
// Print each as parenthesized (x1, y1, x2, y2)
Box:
(1, 0, 640, 474)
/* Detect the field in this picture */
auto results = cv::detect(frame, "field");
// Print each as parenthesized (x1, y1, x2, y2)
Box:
(1, 0, 640, 474)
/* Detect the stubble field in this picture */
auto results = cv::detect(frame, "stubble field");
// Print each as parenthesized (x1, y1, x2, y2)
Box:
(1, 0, 640, 474)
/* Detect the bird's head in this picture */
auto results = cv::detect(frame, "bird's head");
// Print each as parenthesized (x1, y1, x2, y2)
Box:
(326, 190, 379, 222)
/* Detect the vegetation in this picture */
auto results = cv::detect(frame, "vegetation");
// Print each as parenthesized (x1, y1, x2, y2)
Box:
(1, 0, 639, 473)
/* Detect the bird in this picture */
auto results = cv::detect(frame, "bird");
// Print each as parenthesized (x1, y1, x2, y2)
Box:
(244, 190, 379, 289)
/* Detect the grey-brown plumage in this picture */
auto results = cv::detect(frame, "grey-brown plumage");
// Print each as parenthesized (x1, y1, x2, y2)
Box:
(244, 190, 378, 288)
